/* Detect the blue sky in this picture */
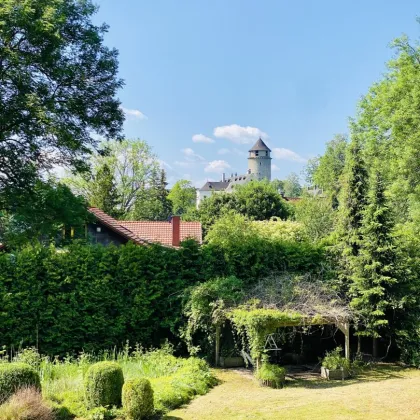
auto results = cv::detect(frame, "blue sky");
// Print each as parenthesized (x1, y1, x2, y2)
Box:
(94, 0, 420, 187)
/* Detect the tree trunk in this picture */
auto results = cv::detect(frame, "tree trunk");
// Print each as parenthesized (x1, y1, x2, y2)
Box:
(372, 337, 378, 358)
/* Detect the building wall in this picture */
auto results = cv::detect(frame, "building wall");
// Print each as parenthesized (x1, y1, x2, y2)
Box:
(87, 222, 128, 246)
(248, 153, 272, 181)
(196, 189, 216, 208)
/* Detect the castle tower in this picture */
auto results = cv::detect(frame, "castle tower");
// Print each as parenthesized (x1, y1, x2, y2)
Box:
(248, 138, 272, 181)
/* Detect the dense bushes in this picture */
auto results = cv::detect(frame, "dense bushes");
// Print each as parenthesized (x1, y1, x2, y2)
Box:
(255, 363, 286, 389)
(122, 378, 154, 419)
(0, 363, 41, 403)
(84, 362, 124, 409)
(0, 237, 324, 355)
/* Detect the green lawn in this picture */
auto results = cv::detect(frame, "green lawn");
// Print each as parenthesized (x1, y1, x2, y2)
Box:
(166, 364, 420, 420)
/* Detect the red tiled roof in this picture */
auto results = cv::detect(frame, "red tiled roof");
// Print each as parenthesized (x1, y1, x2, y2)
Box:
(120, 221, 202, 247)
(88, 208, 202, 247)
(88, 208, 152, 246)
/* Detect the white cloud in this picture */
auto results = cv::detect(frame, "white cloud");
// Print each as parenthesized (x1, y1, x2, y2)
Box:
(192, 134, 215, 144)
(213, 124, 268, 144)
(272, 148, 307, 163)
(122, 107, 148, 120)
(158, 159, 173, 170)
(218, 148, 231, 155)
(205, 160, 231, 174)
(271, 164, 280, 171)
(182, 148, 205, 162)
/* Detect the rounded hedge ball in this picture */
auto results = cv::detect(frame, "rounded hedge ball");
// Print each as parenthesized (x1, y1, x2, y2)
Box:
(0, 363, 41, 403)
(84, 361, 124, 409)
(122, 378, 154, 420)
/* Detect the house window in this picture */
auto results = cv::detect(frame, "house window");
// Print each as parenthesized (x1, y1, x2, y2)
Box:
(96, 226, 102, 233)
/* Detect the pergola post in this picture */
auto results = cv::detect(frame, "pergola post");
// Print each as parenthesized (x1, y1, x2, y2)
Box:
(215, 324, 221, 367)
(337, 321, 350, 360)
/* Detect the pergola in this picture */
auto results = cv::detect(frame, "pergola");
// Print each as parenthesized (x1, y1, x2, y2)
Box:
(214, 308, 351, 368)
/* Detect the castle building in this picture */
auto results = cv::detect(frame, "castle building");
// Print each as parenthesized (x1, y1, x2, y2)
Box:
(196, 138, 272, 207)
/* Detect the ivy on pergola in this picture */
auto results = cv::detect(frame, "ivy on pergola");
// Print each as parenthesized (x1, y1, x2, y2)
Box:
(226, 308, 350, 368)
(213, 277, 353, 367)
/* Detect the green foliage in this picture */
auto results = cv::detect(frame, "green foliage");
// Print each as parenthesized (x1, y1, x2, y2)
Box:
(349, 170, 399, 336)
(84, 362, 124, 409)
(252, 219, 306, 242)
(168, 180, 197, 216)
(322, 347, 351, 371)
(282, 172, 302, 198)
(122, 378, 154, 419)
(255, 363, 286, 389)
(64, 139, 160, 218)
(133, 168, 172, 221)
(183, 276, 245, 355)
(150, 358, 216, 413)
(0, 363, 41, 403)
(229, 308, 304, 361)
(198, 180, 290, 232)
(294, 195, 335, 242)
(0, 0, 124, 192)
(0, 179, 88, 249)
(310, 134, 348, 205)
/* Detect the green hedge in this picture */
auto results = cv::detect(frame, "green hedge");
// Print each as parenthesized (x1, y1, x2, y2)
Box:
(0, 239, 324, 355)
(122, 378, 154, 419)
(84, 362, 124, 409)
(0, 363, 41, 403)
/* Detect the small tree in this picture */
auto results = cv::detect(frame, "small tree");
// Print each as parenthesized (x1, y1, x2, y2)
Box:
(282, 173, 302, 198)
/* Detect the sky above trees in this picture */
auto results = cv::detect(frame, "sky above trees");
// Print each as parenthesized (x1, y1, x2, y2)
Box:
(93, 0, 420, 186)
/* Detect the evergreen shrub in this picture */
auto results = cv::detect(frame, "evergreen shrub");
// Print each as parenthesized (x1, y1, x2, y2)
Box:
(0, 363, 41, 403)
(84, 362, 124, 409)
(122, 378, 154, 419)
(255, 363, 286, 389)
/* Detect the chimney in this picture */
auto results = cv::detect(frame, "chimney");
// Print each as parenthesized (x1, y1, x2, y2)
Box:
(222, 173, 226, 182)
(171, 215, 181, 247)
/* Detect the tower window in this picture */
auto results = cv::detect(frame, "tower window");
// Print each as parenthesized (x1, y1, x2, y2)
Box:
(255, 151, 259, 156)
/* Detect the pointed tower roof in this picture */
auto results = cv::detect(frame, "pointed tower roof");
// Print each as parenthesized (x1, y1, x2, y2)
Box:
(249, 137, 271, 152)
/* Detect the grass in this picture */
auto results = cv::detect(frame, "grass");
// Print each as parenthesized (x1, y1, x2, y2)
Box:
(0, 344, 216, 419)
(166, 364, 420, 420)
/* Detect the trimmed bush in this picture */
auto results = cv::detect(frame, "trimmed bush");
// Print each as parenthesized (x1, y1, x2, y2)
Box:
(84, 362, 124, 409)
(122, 378, 154, 419)
(0, 363, 41, 403)
(255, 363, 286, 389)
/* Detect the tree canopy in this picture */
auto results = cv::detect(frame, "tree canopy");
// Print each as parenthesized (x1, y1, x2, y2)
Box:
(0, 0, 124, 192)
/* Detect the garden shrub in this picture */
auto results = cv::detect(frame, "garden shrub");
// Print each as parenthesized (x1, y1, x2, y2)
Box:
(122, 378, 154, 419)
(255, 363, 286, 389)
(150, 358, 216, 412)
(321, 347, 351, 371)
(0, 363, 41, 403)
(84, 362, 124, 409)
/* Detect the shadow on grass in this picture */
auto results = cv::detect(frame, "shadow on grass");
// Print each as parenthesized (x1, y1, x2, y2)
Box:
(286, 363, 409, 390)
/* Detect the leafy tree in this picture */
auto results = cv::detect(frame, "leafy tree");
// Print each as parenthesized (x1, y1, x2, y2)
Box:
(234, 180, 289, 220)
(0, 0, 124, 192)
(294, 195, 335, 242)
(64, 139, 159, 217)
(132, 168, 172, 221)
(311, 134, 348, 205)
(282, 173, 302, 198)
(0, 180, 88, 248)
(198, 181, 289, 233)
(168, 180, 196, 216)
